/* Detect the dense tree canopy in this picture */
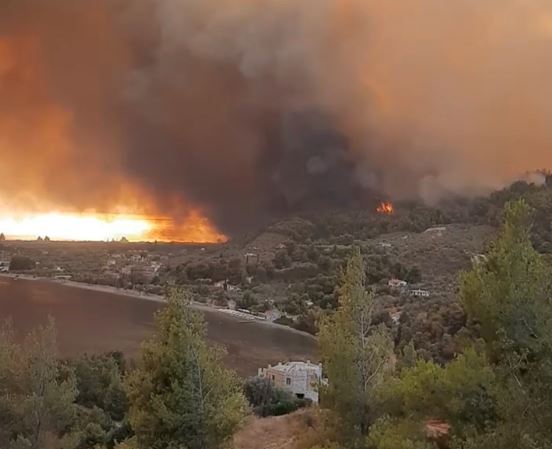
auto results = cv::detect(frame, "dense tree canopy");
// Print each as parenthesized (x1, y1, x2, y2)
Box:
(0, 319, 78, 449)
(125, 290, 248, 449)
(307, 201, 552, 449)
(458, 200, 552, 448)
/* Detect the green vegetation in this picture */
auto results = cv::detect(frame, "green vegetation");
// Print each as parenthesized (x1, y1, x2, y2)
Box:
(0, 319, 78, 449)
(125, 290, 248, 449)
(6, 177, 552, 361)
(0, 291, 250, 449)
(243, 377, 309, 417)
(318, 249, 394, 447)
(308, 199, 552, 449)
(0, 322, 131, 449)
(3, 185, 552, 448)
(9, 255, 36, 271)
(70, 353, 131, 448)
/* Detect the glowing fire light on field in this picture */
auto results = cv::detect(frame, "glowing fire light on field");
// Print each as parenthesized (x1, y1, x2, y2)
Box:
(376, 201, 394, 215)
(0, 211, 227, 242)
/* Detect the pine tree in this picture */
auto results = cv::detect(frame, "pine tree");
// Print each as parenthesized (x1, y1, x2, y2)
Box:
(459, 200, 552, 449)
(125, 290, 247, 449)
(461, 199, 552, 359)
(318, 248, 394, 447)
(0, 319, 79, 449)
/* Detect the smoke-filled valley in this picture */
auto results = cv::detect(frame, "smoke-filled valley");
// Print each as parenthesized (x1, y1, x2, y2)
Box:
(2, 0, 552, 239)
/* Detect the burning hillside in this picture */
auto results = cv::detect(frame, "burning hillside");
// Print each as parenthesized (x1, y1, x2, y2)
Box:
(2, 0, 552, 239)
(376, 201, 394, 215)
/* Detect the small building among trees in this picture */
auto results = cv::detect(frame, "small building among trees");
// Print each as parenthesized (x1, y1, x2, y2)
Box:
(257, 361, 323, 403)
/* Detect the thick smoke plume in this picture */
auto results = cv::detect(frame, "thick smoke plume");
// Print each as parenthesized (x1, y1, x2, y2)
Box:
(2, 0, 552, 234)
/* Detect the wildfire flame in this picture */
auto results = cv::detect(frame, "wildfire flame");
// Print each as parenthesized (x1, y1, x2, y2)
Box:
(376, 201, 394, 215)
(0, 211, 227, 243)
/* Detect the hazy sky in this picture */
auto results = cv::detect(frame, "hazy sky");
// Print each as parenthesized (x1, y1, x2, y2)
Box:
(1, 0, 552, 233)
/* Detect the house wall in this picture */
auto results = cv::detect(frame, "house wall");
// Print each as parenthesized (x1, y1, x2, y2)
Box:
(258, 363, 322, 403)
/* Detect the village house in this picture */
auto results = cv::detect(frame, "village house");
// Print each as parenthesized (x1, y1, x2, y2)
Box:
(410, 288, 430, 298)
(0, 251, 10, 272)
(214, 279, 241, 292)
(54, 274, 72, 281)
(258, 361, 324, 403)
(0, 251, 11, 271)
(264, 308, 281, 322)
(471, 254, 488, 265)
(424, 226, 447, 234)
(129, 264, 156, 284)
(388, 278, 408, 289)
(425, 420, 451, 448)
(389, 309, 403, 324)
(244, 253, 259, 266)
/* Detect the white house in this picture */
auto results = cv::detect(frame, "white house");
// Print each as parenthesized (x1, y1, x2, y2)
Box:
(410, 289, 430, 297)
(471, 254, 488, 265)
(258, 361, 324, 403)
(388, 278, 408, 289)
(390, 309, 403, 324)
(424, 226, 447, 234)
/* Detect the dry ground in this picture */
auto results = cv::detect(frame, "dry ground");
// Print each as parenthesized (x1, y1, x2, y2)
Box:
(231, 409, 321, 449)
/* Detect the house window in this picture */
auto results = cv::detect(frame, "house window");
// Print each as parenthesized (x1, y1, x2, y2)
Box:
(271, 375, 275, 381)
(286, 377, 291, 385)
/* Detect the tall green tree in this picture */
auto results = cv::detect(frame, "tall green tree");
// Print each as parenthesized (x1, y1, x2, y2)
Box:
(0, 319, 79, 449)
(458, 199, 552, 448)
(125, 290, 247, 449)
(461, 199, 552, 359)
(367, 200, 552, 449)
(318, 248, 394, 447)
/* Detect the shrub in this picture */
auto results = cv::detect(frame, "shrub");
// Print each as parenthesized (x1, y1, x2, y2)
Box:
(243, 377, 309, 417)
(9, 255, 35, 271)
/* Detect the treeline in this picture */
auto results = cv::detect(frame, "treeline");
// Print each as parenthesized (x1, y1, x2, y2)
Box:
(0, 291, 249, 449)
(0, 320, 129, 448)
(268, 175, 552, 254)
(0, 290, 314, 449)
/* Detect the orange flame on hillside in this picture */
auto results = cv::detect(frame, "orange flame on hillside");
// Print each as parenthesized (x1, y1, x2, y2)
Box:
(376, 201, 394, 215)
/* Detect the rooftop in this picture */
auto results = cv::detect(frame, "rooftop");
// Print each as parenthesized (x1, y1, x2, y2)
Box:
(266, 361, 321, 375)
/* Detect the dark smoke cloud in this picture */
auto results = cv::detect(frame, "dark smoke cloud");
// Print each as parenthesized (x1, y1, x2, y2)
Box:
(2, 0, 552, 234)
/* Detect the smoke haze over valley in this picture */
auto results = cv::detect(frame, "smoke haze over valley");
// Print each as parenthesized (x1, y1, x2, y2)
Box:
(2, 0, 552, 238)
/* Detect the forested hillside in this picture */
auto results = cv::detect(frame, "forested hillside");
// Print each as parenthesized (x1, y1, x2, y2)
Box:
(2, 184, 552, 448)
